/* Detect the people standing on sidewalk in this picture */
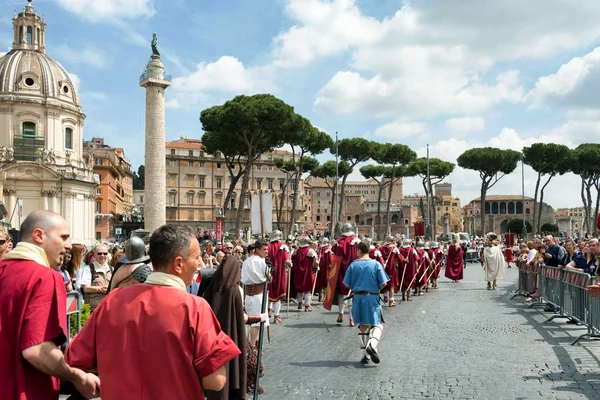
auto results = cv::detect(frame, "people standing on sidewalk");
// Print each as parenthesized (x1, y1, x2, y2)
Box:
(481, 232, 504, 290)
(343, 241, 389, 365)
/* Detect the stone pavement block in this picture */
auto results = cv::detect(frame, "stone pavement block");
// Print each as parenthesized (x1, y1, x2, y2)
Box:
(256, 267, 600, 399)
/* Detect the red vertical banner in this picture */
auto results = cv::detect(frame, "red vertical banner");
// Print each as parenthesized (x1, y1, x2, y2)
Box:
(323, 255, 342, 311)
(413, 221, 425, 236)
(216, 217, 222, 242)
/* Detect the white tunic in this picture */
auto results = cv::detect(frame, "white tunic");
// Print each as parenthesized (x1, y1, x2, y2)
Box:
(483, 245, 505, 281)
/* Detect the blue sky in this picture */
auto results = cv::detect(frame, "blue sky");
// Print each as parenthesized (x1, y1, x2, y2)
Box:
(7, 0, 600, 209)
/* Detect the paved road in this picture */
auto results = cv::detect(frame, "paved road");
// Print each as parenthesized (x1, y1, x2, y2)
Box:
(258, 265, 600, 400)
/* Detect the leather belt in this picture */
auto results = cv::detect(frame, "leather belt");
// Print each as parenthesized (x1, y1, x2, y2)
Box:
(354, 291, 380, 296)
(245, 283, 264, 296)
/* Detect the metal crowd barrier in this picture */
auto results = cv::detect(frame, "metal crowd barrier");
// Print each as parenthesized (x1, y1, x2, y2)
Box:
(574, 293, 600, 345)
(511, 262, 538, 300)
(65, 291, 82, 345)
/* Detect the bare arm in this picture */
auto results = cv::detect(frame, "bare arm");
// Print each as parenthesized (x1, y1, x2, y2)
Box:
(22, 341, 100, 397)
(202, 365, 227, 391)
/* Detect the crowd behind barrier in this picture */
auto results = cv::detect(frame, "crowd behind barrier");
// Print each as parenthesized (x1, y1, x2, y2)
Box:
(513, 261, 600, 345)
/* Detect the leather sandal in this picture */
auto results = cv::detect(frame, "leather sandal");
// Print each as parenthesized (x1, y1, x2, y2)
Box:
(305, 305, 313, 312)
(389, 300, 396, 307)
(349, 318, 354, 327)
(273, 316, 283, 324)
(336, 314, 343, 323)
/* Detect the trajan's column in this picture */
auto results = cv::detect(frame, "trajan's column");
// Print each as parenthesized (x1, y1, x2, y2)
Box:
(139, 33, 170, 233)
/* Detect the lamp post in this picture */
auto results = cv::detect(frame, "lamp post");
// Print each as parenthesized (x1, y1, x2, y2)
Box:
(521, 158, 527, 240)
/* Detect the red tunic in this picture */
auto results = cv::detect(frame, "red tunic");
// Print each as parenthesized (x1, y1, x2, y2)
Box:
(332, 234, 358, 296)
(368, 247, 384, 265)
(380, 246, 402, 291)
(445, 244, 464, 281)
(432, 249, 444, 279)
(65, 284, 241, 400)
(399, 247, 420, 290)
(267, 241, 290, 302)
(415, 249, 429, 286)
(315, 245, 332, 290)
(292, 246, 316, 293)
(0, 259, 67, 400)
(505, 248, 514, 263)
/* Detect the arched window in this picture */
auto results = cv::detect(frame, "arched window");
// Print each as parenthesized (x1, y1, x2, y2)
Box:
(508, 202, 515, 214)
(23, 121, 36, 137)
(366, 218, 373, 225)
(392, 214, 399, 224)
(484, 202, 491, 214)
(36, 28, 40, 44)
(525, 208, 530, 215)
(19, 26, 23, 43)
(65, 127, 73, 149)
(516, 201, 523, 214)
(197, 191, 206, 205)
(26, 26, 32, 44)
(491, 202, 499, 214)
(499, 201, 506, 214)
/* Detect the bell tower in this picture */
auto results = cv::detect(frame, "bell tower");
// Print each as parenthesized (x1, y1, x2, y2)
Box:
(12, 0, 46, 53)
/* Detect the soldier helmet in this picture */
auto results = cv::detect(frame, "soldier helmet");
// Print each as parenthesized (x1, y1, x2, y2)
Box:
(401, 238, 411, 248)
(319, 237, 330, 245)
(416, 240, 424, 248)
(431, 241, 439, 249)
(341, 223, 354, 234)
(424, 242, 430, 249)
(119, 236, 150, 264)
(270, 230, 282, 242)
(385, 235, 396, 246)
(298, 236, 311, 247)
(363, 237, 373, 245)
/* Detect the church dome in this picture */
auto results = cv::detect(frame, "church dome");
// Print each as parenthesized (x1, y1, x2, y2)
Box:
(0, 50, 81, 109)
(0, 0, 81, 114)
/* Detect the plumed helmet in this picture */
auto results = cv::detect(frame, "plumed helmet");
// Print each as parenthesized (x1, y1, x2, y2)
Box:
(424, 241, 430, 249)
(431, 241, 439, 249)
(120, 236, 150, 264)
(402, 238, 411, 248)
(341, 223, 354, 234)
(270, 230, 283, 242)
(298, 236, 311, 247)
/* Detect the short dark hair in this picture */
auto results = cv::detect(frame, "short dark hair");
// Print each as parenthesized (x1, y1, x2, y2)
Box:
(149, 225, 194, 270)
(357, 241, 370, 255)
(255, 240, 268, 249)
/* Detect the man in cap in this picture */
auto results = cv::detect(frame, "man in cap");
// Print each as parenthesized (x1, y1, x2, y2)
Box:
(380, 236, 403, 306)
(267, 230, 291, 324)
(292, 236, 319, 312)
(399, 238, 420, 301)
(108, 236, 153, 292)
(343, 241, 389, 365)
(331, 223, 361, 325)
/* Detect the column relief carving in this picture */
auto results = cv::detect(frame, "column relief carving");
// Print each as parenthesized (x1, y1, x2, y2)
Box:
(3, 189, 16, 196)
(64, 191, 78, 199)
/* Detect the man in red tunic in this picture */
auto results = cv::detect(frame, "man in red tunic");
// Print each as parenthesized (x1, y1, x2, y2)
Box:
(315, 237, 332, 302)
(365, 237, 384, 265)
(267, 230, 291, 324)
(0, 210, 100, 400)
(65, 225, 241, 400)
(445, 234, 465, 282)
(292, 236, 319, 312)
(379, 236, 402, 306)
(399, 238, 420, 301)
(414, 240, 430, 296)
(332, 223, 361, 325)
(430, 241, 444, 289)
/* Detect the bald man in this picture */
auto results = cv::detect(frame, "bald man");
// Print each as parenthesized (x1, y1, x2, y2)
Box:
(0, 210, 100, 399)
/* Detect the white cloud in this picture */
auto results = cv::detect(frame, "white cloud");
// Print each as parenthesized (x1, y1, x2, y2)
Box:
(167, 56, 276, 110)
(54, 0, 155, 21)
(445, 117, 485, 134)
(54, 43, 114, 69)
(263, 0, 600, 118)
(67, 72, 80, 89)
(373, 121, 428, 140)
(527, 46, 600, 110)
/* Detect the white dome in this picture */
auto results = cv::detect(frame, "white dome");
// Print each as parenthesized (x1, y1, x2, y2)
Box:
(0, 49, 81, 111)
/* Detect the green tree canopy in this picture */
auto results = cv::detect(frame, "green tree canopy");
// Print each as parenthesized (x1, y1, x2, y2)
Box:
(507, 219, 532, 235)
(540, 223, 559, 234)
(457, 147, 521, 234)
(133, 165, 145, 190)
(200, 94, 296, 234)
(571, 143, 600, 234)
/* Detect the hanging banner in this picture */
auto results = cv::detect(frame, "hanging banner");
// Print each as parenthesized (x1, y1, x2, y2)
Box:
(216, 217, 222, 242)
(323, 254, 342, 311)
(251, 191, 274, 235)
(261, 191, 273, 235)
(251, 192, 261, 235)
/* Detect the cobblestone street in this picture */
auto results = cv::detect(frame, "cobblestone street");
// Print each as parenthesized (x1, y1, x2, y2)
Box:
(259, 266, 600, 400)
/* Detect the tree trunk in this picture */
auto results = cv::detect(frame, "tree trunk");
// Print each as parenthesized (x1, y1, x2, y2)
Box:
(329, 180, 337, 237)
(580, 176, 589, 235)
(480, 182, 488, 236)
(537, 174, 554, 235)
(336, 175, 349, 235)
(277, 180, 289, 228)
(384, 170, 397, 237)
(235, 163, 252, 236)
(586, 179, 593, 236)
(376, 181, 384, 240)
(531, 172, 541, 235)
(288, 159, 304, 237)
(223, 171, 243, 215)
(594, 177, 600, 236)
(429, 180, 437, 239)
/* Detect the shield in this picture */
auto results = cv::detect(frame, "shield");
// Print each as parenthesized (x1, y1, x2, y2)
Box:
(323, 255, 342, 311)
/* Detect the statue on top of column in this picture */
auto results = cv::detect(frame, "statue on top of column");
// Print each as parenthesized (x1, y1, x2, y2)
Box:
(151, 33, 160, 57)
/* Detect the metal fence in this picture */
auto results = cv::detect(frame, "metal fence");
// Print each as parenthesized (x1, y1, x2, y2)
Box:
(515, 263, 600, 346)
(65, 291, 82, 345)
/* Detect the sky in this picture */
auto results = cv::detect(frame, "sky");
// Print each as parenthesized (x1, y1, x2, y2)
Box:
(6, 0, 600, 210)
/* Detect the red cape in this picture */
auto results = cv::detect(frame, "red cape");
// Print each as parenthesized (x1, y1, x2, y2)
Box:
(292, 247, 315, 293)
(445, 244, 464, 281)
(399, 247, 420, 290)
(332, 234, 358, 296)
(315, 246, 331, 290)
(267, 241, 289, 302)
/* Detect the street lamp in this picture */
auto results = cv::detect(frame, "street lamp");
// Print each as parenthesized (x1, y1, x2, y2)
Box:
(521, 158, 527, 240)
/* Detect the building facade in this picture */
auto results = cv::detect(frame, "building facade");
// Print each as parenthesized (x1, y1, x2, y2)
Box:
(463, 195, 555, 236)
(83, 138, 134, 242)
(164, 137, 304, 235)
(0, 2, 96, 244)
(555, 207, 594, 237)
